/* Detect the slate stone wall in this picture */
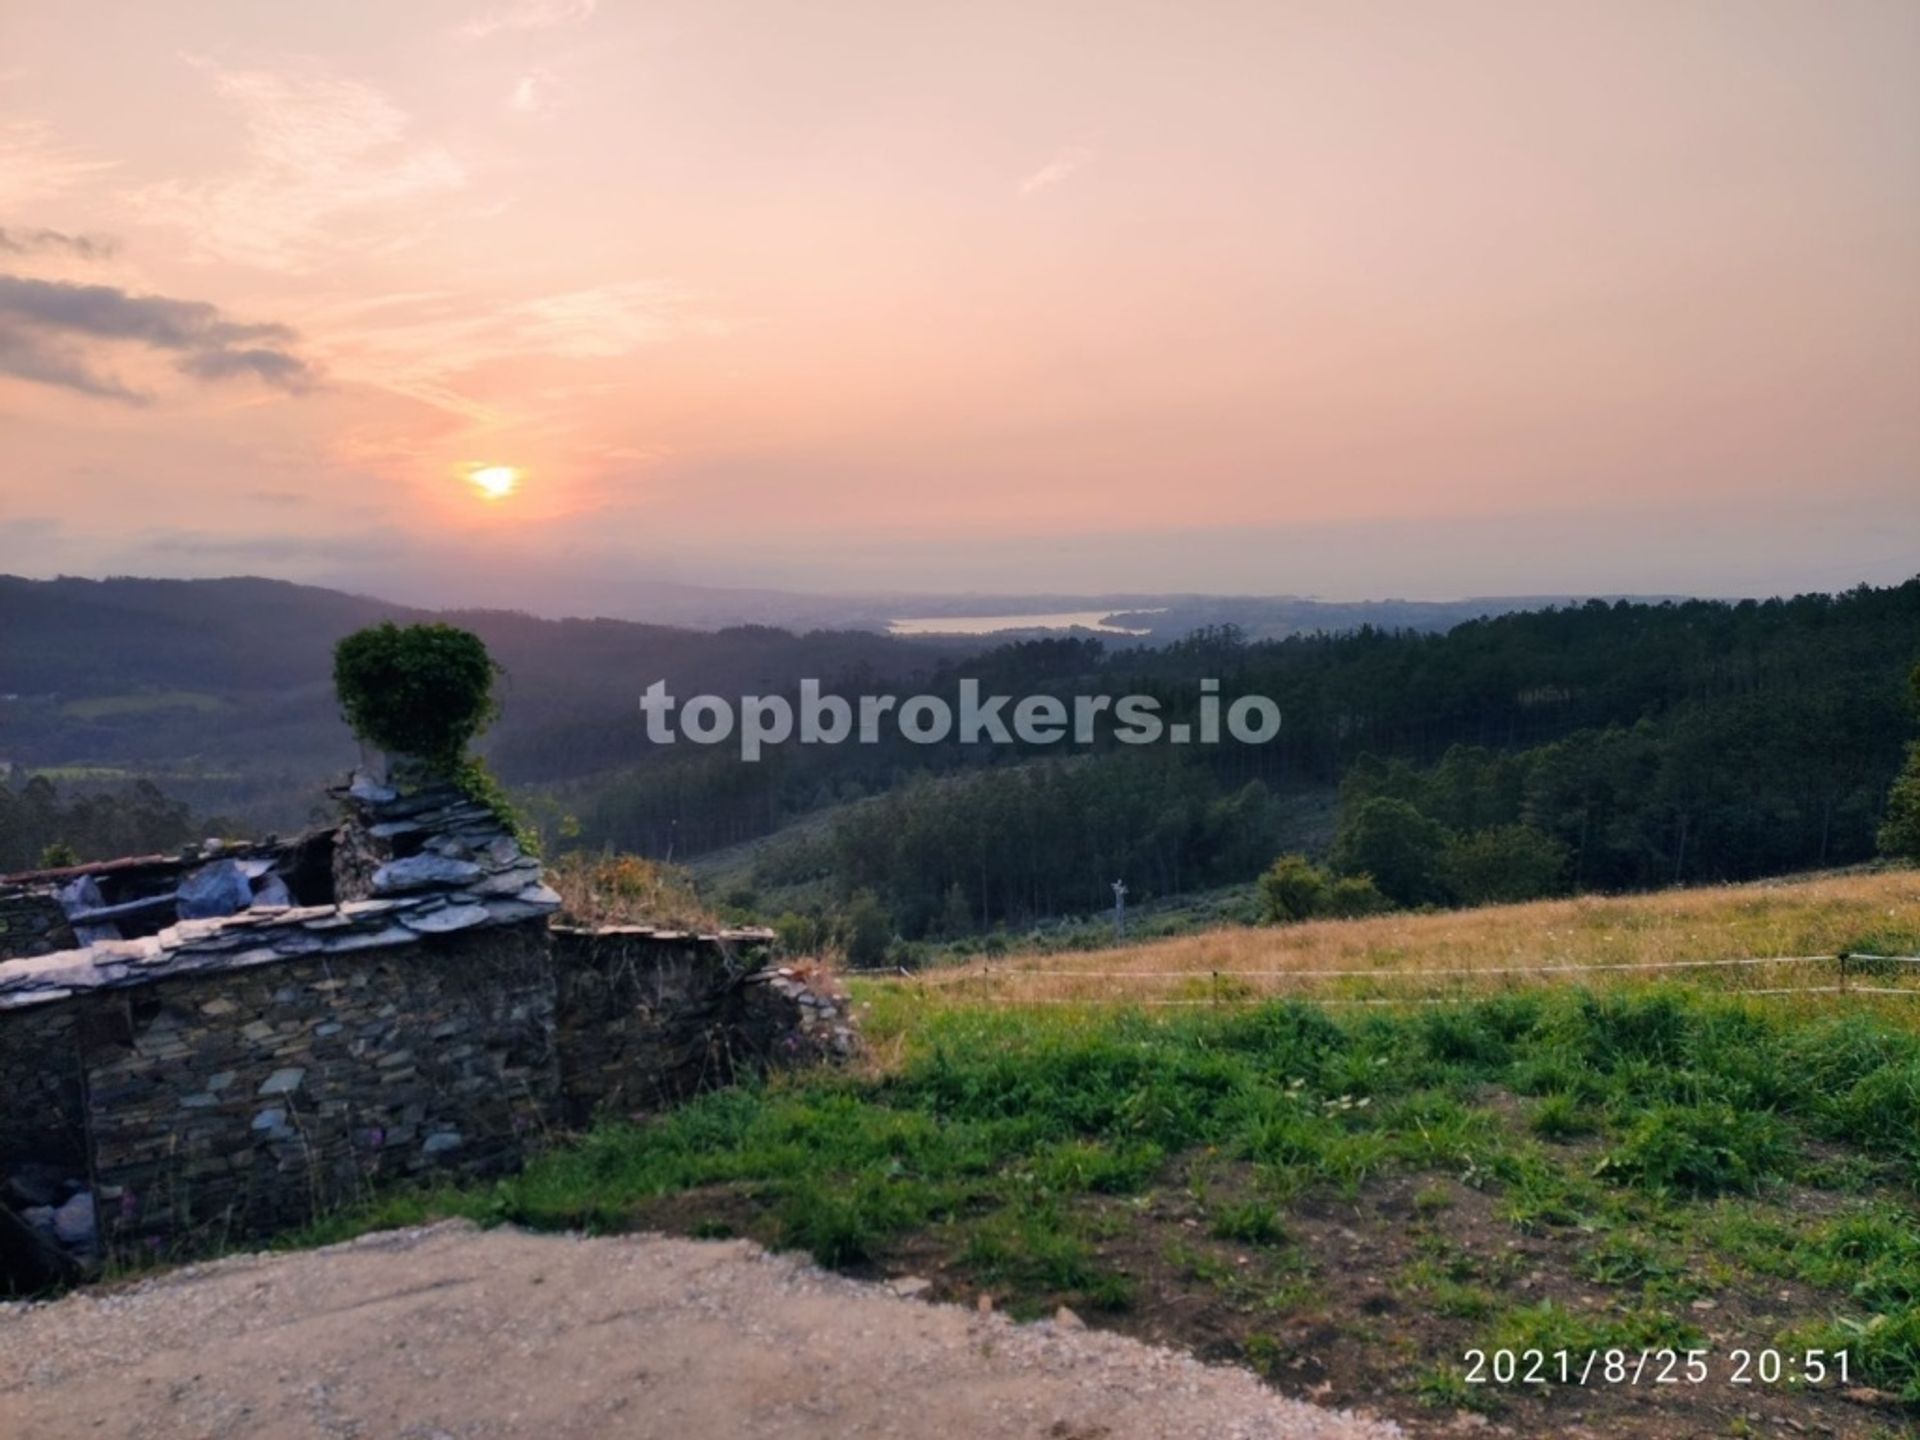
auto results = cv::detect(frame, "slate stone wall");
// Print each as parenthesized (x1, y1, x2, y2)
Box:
(0, 887, 77, 962)
(551, 931, 858, 1126)
(552, 927, 761, 1122)
(1, 766, 853, 1280)
(1, 918, 850, 1268)
(81, 920, 557, 1255)
(0, 999, 88, 1175)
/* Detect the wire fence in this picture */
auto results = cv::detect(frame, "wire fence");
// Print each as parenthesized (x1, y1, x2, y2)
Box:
(856, 952, 1920, 1009)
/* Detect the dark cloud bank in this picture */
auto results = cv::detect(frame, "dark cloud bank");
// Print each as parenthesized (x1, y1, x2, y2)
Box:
(0, 273, 317, 403)
(0, 227, 117, 260)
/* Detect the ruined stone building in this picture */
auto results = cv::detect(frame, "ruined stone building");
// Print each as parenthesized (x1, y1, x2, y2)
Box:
(0, 774, 848, 1289)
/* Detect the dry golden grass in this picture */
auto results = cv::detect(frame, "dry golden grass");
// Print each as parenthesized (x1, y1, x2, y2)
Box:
(905, 868, 1920, 1008)
(546, 851, 719, 932)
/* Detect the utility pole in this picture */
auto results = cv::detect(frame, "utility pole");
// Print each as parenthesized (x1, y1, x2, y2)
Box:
(1111, 879, 1128, 941)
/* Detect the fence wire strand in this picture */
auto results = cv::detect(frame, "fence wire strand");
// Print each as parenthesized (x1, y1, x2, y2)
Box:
(864, 952, 1920, 1008)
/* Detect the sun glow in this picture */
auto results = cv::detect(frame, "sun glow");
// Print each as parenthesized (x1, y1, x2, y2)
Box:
(468, 464, 519, 500)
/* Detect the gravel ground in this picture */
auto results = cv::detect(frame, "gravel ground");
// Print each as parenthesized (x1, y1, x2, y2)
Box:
(0, 1221, 1401, 1440)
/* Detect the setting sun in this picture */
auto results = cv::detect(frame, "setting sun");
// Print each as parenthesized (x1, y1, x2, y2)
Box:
(468, 465, 519, 500)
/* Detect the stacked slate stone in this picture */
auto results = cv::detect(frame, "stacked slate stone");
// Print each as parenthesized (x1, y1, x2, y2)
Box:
(0, 773, 559, 1013)
(335, 772, 559, 926)
(751, 967, 860, 1061)
(0, 886, 78, 961)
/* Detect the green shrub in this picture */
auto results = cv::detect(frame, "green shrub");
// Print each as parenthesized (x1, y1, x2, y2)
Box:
(1326, 873, 1391, 917)
(1258, 853, 1329, 923)
(1529, 1092, 1597, 1141)
(1876, 666, 1920, 861)
(1332, 797, 1449, 907)
(777, 1174, 942, 1266)
(1556, 990, 1691, 1068)
(839, 889, 893, 968)
(1578, 1234, 1684, 1288)
(1598, 1102, 1795, 1196)
(1257, 854, 1390, 922)
(773, 910, 834, 956)
(37, 840, 79, 869)
(332, 622, 500, 771)
(1880, 747, 1920, 862)
(1209, 1200, 1287, 1245)
(1827, 1309, 1920, 1402)
(1823, 1060, 1920, 1163)
(1032, 1138, 1164, 1194)
(1442, 825, 1568, 905)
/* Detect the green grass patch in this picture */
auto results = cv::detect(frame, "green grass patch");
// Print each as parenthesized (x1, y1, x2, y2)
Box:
(292, 985, 1920, 1404)
(1208, 1199, 1288, 1246)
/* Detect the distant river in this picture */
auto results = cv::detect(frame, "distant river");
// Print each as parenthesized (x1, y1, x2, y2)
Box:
(887, 610, 1159, 637)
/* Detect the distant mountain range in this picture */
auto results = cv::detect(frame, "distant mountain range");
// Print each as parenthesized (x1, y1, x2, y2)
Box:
(0, 572, 1685, 830)
(7, 568, 1684, 635)
(0, 575, 947, 827)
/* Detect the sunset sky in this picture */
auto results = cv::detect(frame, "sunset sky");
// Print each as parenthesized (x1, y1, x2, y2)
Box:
(1, 1, 1915, 611)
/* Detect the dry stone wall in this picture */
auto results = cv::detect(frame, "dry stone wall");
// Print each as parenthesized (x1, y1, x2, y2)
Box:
(0, 887, 77, 961)
(0, 770, 852, 1277)
(0, 1000, 87, 1173)
(84, 921, 557, 1254)
(550, 929, 852, 1123)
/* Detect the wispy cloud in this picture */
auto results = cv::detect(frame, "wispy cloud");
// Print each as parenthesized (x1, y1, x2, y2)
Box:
(129, 61, 465, 270)
(0, 227, 117, 260)
(0, 324, 142, 401)
(513, 281, 728, 356)
(460, 0, 596, 40)
(0, 274, 317, 402)
(0, 119, 117, 208)
(318, 280, 730, 410)
(1019, 145, 1095, 196)
(509, 68, 556, 115)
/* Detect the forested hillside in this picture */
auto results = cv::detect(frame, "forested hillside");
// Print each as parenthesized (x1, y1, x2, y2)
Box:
(5, 577, 1916, 921)
(0, 778, 213, 873)
(654, 582, 1920, 933)
(0, 575, 956, 828)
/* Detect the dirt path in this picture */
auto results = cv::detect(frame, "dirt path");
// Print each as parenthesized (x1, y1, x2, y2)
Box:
(0, 1222, 1401, 1440)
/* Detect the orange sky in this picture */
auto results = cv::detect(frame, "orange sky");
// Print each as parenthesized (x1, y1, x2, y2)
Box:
(1, 0, 1915, 607)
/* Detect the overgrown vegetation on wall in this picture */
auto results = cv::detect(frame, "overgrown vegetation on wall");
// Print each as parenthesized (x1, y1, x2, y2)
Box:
(332, 622, 501, 772)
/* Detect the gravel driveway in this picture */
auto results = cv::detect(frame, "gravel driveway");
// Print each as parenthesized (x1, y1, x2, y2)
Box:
(0, 1221, 1401, 1440)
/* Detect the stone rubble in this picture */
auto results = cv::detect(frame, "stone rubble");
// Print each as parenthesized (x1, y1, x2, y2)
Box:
(0, 773, 564, 1014)
(758, 966, 860, 1059)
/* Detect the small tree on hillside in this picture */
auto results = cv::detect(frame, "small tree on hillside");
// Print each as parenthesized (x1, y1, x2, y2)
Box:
(1325, 873, 1391, 917)
(1258, 853, 1330, 923)
(1333, 796, 1449, 908)
(1442, 824, 1569, 906)
(1878, 664, 1920, 862)
(840, 889, 893, 969)
(940, 881, 973, 937)
(332, 622, 500, 774)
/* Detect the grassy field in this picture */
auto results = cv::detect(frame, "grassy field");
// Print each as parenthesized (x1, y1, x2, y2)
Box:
(306, 871, 1920, 1437)
(912, 868, 1920, 1005)
(58, 690, 227, 720)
